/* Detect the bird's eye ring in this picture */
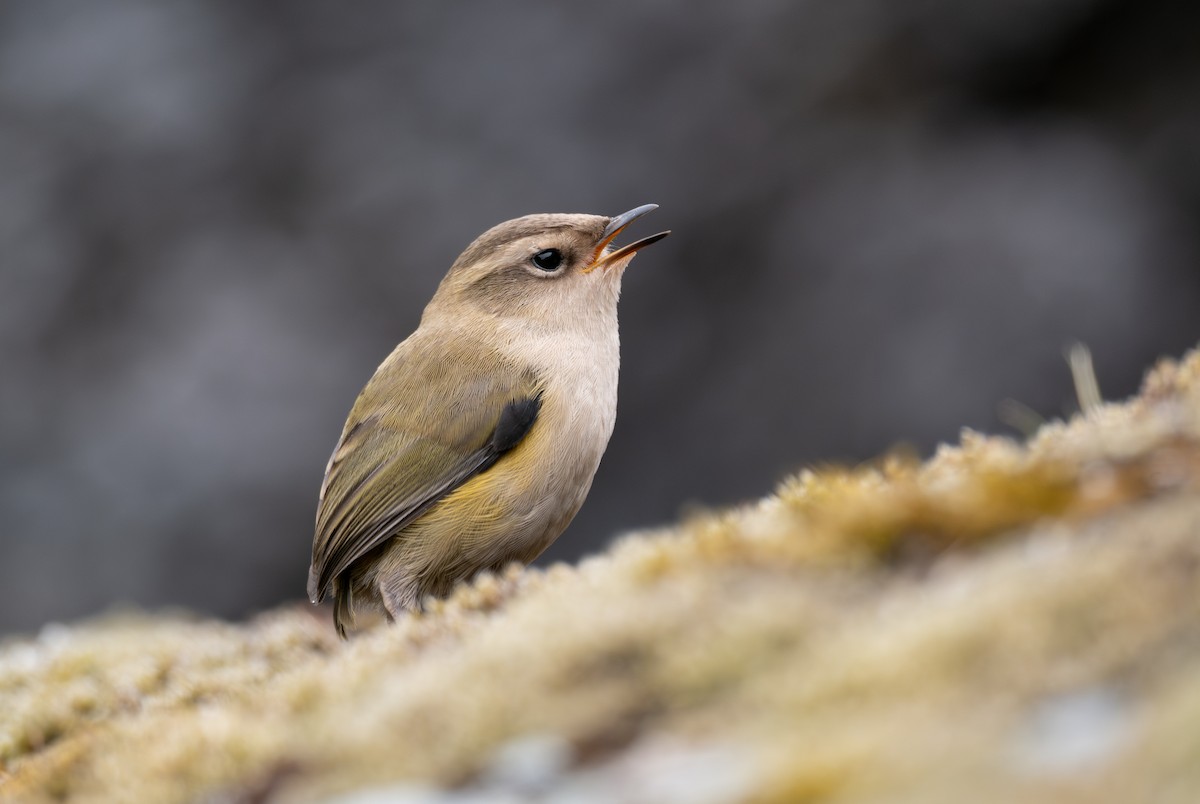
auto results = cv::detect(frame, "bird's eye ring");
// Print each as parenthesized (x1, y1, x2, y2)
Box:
(531, 249, 563, 272)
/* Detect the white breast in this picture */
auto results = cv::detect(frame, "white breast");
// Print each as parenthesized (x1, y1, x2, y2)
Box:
(491, 299, 622, 538)
(501, 307, 621, 460)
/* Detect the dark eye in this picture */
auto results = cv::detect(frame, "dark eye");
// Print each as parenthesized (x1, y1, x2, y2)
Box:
(531, 248, 563, 272)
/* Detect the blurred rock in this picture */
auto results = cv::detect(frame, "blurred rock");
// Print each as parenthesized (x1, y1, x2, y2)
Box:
(1, 0, 1198, 631)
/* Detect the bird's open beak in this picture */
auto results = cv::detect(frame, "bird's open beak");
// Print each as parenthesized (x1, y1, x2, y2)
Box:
(585, 204, 670, 273)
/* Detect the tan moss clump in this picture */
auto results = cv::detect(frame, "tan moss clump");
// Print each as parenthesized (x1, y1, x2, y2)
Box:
(3, 349, 1200, 803)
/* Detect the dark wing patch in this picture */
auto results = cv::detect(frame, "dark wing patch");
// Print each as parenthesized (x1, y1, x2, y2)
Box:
(492, 396, 541, 453)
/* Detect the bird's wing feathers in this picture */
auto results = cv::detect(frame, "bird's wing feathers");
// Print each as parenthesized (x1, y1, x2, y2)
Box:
(308, 335, 543, 603)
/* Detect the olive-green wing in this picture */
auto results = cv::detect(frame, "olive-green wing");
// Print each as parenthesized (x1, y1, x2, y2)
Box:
(308, 334, 542, 604)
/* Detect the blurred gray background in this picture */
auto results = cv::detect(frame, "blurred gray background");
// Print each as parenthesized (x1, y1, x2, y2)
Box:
(2, 0, 1197, 635)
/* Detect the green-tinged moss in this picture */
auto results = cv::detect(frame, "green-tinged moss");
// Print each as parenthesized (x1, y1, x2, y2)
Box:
(3, 347, 1200, 803)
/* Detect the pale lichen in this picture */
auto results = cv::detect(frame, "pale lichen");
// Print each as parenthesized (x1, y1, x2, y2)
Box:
(3, 348, 1200, 803)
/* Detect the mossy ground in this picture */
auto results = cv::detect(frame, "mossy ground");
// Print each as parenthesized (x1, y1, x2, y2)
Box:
(3, 349, 1200, 803)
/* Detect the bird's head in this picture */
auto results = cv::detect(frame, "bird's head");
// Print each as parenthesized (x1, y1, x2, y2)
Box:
(428, 204, 669, 326)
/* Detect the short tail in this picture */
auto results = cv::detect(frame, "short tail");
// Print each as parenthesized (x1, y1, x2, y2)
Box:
(333, 579, 355, 640)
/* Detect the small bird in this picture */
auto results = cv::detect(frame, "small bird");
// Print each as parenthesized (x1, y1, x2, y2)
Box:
(308, 205, 669, 636)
